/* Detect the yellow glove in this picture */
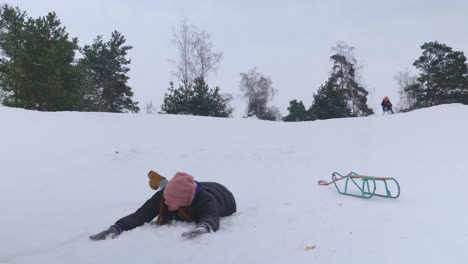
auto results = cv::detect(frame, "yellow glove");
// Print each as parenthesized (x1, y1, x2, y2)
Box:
(148, 170, 167, 190)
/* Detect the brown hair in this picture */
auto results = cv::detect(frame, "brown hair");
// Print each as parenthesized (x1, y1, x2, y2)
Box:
(156, 196, 193, 225)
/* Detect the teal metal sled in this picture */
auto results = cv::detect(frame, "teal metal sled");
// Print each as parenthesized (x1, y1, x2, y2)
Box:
(319, 171, 400, 199)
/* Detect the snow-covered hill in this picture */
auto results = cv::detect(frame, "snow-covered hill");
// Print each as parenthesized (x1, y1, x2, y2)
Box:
(1, 104, 467, 264)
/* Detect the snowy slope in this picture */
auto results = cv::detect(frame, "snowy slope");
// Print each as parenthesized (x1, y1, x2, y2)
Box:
(0, 104, 467, 264)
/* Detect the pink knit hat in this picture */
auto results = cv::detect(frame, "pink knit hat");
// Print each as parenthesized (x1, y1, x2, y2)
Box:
(163, 172, 197, 211)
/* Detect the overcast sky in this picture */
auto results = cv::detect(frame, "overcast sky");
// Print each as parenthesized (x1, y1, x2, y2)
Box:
(12, 0, 468, 116)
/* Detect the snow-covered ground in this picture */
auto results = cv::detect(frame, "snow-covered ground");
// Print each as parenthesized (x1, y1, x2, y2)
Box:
(0, 104, 467, 264)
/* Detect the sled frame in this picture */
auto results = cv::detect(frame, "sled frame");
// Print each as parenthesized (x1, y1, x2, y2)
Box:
(330, 172, 400, 199)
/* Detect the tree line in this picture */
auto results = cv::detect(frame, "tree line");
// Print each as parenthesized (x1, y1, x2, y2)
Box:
(283, 42, 374, 122)
(283, 40, 468, 121)
(0, 5, 139, 112)
(1, 5, 467, 120)
(159, 20, 280, 120)
(395, 42, 468, 112)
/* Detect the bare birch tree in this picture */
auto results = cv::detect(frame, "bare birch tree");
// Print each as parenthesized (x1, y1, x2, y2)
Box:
(170, 20, 223, 84)
(239, 67, 279, 120)
(394, 70, 418, 111)
(170, 20, 197, 85)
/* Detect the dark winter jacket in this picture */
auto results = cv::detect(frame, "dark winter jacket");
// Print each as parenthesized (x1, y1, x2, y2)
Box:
(114, 182, 236, 232)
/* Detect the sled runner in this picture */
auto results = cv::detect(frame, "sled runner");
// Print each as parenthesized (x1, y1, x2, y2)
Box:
(318, 171, 400, 199)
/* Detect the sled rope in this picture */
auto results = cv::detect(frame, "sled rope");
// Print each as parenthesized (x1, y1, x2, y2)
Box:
(318, 175, 344, 186)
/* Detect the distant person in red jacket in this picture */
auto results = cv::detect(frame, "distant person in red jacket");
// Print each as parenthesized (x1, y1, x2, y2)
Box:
(381, 96, 394, 114)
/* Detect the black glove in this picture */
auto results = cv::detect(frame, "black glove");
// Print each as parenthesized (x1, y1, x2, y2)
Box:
(181, 223, 210, 238)
(89, 225, 122, 241)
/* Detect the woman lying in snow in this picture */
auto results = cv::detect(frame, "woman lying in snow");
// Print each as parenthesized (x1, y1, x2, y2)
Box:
(90, 171, 236, 240)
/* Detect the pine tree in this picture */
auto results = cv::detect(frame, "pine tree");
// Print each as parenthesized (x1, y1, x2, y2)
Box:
(0, 5, 27, 107)
(328, 54, 373, 116)
(408, 41, 468, 108)
(0, 6, 84, 110)
(161, 77, 232, 117)
(308, 81, 351, 120)
(161, 81, 192, 115)
(80, 31, 139, 113)
(283, 100, 308, 122)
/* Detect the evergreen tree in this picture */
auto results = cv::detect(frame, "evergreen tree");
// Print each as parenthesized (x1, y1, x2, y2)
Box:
(0, 6, 84, 110)
(161, 77, 232, 117)
(80, 31, 139, 113)
(408, 41, 468, 108)
(328, 53, 373, 116)
(283, 100, 308, 122)
(0, 5, 27, 107)
(190, 77, 232, 117)
(161, 81, 193, 115)
(308, 81, 351, 120)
